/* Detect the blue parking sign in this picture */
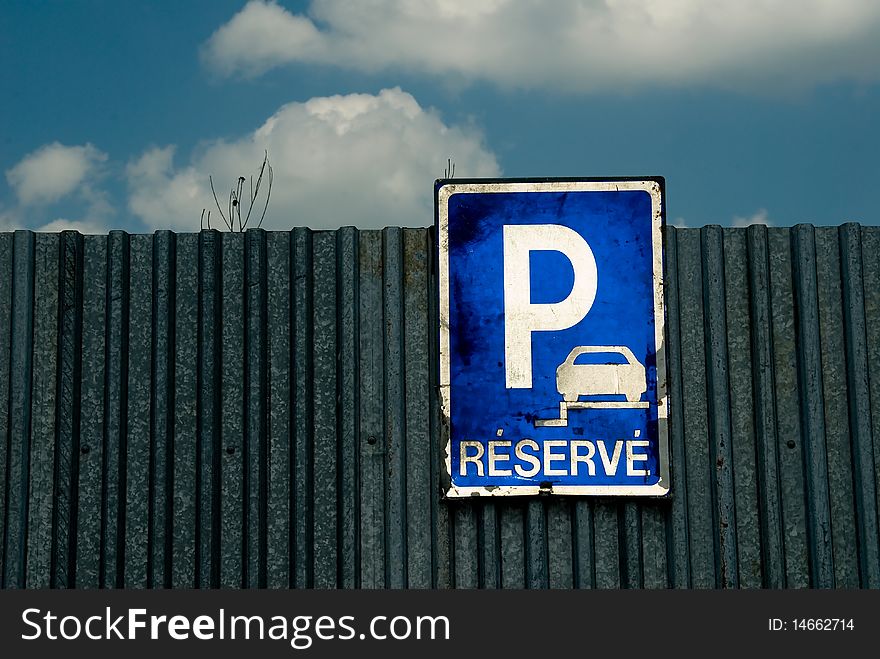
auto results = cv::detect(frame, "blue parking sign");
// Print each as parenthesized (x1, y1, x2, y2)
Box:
(437, 179, 669, 496)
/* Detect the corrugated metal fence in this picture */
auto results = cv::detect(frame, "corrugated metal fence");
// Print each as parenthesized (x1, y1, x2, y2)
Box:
(1, 225, 879, 589)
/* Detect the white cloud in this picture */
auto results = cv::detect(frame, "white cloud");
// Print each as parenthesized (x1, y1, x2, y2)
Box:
(731, 208, 770, 228)
(2, 142, 115, 233)
(202, 1, 880, 92)
(201, 0, 324, 78)
(127, 145, 208, 228)
(670, 209, 772, 228)
(126, 87, 500, 231)
(0, 205, 111, 234)
(36, 218, 110, 234)
(0, 208, 17, 232)
(6, 142, 107, 206)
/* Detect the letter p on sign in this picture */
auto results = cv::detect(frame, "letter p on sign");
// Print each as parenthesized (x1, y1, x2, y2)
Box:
(503, 224, 598, 389)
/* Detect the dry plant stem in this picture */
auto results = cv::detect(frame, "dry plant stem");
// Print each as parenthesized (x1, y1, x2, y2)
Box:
(202, 151, 273, 232)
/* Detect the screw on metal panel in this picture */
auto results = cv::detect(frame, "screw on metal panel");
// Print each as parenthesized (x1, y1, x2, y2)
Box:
(80, 446, 90, 455)
(226, 446, 236, 455)
(367, 435, 377, 445)
(786, 440, 796, 449)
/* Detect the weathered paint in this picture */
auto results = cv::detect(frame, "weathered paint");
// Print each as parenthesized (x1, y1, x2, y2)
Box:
(0, 224, 878, 588)
(438, 180, 669, 497)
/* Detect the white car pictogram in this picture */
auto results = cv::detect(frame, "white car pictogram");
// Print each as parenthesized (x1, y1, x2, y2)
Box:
(555, 346, 646, 403)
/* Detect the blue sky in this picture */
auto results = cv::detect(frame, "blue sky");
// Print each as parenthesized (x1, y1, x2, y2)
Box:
(1, 0, 879, 232)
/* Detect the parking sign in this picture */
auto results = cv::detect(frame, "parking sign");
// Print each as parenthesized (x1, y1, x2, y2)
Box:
(437, 178, 669, 497)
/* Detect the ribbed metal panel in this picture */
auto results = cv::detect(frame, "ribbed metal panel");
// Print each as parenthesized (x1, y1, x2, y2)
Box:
(0, 224, 878, 588)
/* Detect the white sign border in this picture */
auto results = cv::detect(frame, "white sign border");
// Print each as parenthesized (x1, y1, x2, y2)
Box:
(438, 179, 669, 498)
